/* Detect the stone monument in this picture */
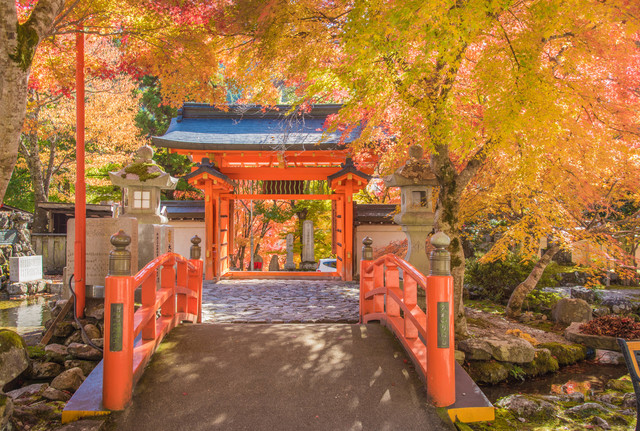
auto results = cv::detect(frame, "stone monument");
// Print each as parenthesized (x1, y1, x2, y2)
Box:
(268, 255, 280, 271)
(384, 144, 438, 275)
(284, 233, 296, 271)
(252, 252, 263, 271)
(66, 217, 139, 298)
(300, 220, 316, 271)
(109, 145, 177, 271)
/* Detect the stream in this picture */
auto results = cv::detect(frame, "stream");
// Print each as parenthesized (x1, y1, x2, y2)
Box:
(481, 360, 629, 403)
(0, 296, 53, 336)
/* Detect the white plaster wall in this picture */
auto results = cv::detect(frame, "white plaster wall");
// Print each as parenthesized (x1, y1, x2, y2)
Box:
(166, 220, 206, 259)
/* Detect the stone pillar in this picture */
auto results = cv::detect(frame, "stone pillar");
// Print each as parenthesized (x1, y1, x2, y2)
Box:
(268, 255, 280, 271)
(284, 233, 296, 271)
(300, 220, 316, 270)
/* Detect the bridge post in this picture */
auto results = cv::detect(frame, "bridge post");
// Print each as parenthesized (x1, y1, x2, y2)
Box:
(426, 232, 455, 407)
(359, 237, 374, 321)
(103, 230, 134, 411)
(189, 235, 204, 323)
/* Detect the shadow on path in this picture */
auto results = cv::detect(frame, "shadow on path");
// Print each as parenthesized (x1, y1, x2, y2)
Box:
(108, 323, 454, 431)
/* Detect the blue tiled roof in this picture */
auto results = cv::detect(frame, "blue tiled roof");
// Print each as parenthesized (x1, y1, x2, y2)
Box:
(152, 104, 360, 151)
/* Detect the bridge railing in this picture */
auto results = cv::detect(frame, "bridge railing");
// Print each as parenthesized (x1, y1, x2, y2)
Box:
(102, 231, 203, 411)
(359, 233, 455, 407)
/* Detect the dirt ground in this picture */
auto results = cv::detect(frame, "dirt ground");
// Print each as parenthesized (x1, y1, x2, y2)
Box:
(464, 306, 570, 344)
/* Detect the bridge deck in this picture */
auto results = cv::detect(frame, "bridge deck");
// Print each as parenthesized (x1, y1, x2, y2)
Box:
(107, 323, 454, 431)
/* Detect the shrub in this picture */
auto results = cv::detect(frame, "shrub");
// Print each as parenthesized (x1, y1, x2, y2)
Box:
(580, 315, 640, 339)
(464, 253, 562, 303)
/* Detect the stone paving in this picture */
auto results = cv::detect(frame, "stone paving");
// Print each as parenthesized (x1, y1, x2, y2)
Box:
(201, 279, 360, 323)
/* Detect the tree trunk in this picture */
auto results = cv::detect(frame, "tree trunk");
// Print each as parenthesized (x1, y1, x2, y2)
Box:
(0, 0, 65, 203)
(506, 244, 561, 318)
(432, 173, 468, 336)
(20, 134, 50, 232)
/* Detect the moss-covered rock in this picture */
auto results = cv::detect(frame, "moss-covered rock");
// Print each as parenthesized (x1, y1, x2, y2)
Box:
(26, 344, 46, 360)
(522, 348, 559, 377)
(565, 402, 609, 418)
(0, 329, 29, 387)
(605, 375, 634, 393)
(466, 360, 511, 384)
(537, 342, 587, 366)
(495, 394, 557, 421)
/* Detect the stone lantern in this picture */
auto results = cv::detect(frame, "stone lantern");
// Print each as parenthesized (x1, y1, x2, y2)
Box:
(109, 145, 178, 224)
(384, 145, 438, 275)
(109, 145, 178, 272)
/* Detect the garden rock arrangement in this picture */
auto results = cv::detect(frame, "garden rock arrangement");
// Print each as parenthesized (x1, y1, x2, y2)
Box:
(459, 375, 638, 430)
(0, 299, 105, 430)
(459, 332, 587, 385)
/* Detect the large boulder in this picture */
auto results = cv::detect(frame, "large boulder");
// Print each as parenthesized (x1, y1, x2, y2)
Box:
(570, 287, 597, 303)
(25, 361, 64, 379)
(537, 342, 586, 366)
(0, 330, 29, 387)
(53, 321, 76, 338)
(67, 343, 102, 361)
(466, 360, 510, 384)
(521, 348, 559, 377)
(44, 343, 69, 363)
(552, 298, 592, 325)
(51, 367, 85, 392)
(458, 336, 535, 363)
(83, 324, 101, 340)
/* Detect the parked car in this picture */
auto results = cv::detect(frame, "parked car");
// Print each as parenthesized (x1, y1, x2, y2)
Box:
(316, 258, 337, 272)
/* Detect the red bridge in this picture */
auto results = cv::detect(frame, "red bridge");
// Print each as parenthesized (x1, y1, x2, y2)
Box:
(61, 232, 493, 429)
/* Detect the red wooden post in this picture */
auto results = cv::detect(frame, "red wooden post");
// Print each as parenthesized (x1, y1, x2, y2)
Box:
(385, 260, 400, 317)
(161, 256, 176, 318)
(74, 26, 86, 318)
(103, 231, 134, 411)
(359, 237, 374, 321)
(141, 276, 156, 341)
(176, 259, 188, 313)
(425, 232, 455, 407)
(373, 262, 384, 313)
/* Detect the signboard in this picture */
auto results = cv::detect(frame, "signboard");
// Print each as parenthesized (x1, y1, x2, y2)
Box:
(437, 302, 450, 349)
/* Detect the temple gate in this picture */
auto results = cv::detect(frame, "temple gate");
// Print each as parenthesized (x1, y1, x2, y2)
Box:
(152, 104, 370, 281)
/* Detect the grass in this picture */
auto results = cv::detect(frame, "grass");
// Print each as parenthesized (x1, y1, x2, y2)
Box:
(465, 299, 506, 315)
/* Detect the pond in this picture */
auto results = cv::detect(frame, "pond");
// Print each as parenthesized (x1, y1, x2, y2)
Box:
(481, 360, 629, 403)
(0, 296, 54, 336)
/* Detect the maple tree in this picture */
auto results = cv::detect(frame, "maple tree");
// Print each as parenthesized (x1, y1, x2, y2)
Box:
(16, 36, 143, 231)
(6, 1, 640, 335)
(196, 0, 640, 333)
(1, 0, 227, 206)
(463, 132, 640, 317)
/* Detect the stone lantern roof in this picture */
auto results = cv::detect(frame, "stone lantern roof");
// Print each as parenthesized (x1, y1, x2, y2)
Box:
(109, 145, 178, 190)
(384, 145, 438, 187)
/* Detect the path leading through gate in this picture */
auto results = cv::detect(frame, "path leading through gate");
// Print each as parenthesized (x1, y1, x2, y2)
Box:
(201, 279, 360, 323)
